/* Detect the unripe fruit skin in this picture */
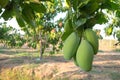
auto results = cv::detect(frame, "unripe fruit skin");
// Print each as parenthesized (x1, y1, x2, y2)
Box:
(63, 32, 80, 60)
(64, 19, 73, 32)
(76, 40, 94, 71)
(84, 29, 99, 54)
(73, 54, 79, 66)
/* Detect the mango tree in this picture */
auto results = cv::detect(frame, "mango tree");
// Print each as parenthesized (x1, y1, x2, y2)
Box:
(62, 0, 120, 71)
(0, 0, 64, 59)
(0, 22, 26, 48)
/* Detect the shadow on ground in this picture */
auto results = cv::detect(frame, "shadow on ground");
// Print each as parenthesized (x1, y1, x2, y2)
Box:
(0, 48, 39, 55)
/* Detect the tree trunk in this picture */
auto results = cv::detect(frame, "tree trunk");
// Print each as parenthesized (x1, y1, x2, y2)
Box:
(39, 32, 46, 60)
(40, 40, 43, 60)
(39, 32, 44, 60)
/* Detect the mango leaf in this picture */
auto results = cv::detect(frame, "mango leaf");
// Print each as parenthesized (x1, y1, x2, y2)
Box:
(116, 30, 120, 39)
(22, 13, 36, 27)
(78, 0, 90, 9)
(0, 0, 9, 8)
(75, 18, 86, 29)
(39, 0, 51, 1)
(104, 26, 113, 36)
(112, 0, 120, 4)
(0, 8, 2, 13)
(22, 5, 35, 20)
(22, 5, 36, 27)
(65, 0, 71, 8)
(30, 2, 46, 13)
(1, 9, 13, 20)
(101, 1, 120, 11)
(80, 2, 99, 15)
(16, 15, 25, 27)
(72, 0, 78, 11)
(116, 10, 120, 18)
(61, 31, 72, 41)
(95, 12, 108, 24)
(84, 17, 96, 28)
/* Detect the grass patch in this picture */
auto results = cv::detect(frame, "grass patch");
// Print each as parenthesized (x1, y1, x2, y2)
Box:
(0, 68, 38, 80)
(10, 58, 24, 64)
(55, 77, 70, 80)
(114, 49, 120, 52)
(98, 50, 104, 52)
(110, 72, 120, 80)
(14, 52, 34, 57)
(23, 63, 40, 69)
(14, 52, 40, 59)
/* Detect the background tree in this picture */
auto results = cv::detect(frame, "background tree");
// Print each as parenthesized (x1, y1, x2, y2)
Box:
(0, 0, 65, 59)
(114, 30, 120, 46)
(0, 22, 26, 48)
(94, 29, 103, 39)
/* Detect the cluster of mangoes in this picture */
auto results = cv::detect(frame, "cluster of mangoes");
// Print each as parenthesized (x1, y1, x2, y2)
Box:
(63, 29, 99, 71)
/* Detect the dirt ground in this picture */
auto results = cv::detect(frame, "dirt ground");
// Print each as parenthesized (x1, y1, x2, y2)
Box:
(0, 48, 120, 80)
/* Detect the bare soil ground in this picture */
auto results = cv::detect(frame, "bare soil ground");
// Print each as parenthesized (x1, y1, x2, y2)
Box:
(0, 48, 120, 80)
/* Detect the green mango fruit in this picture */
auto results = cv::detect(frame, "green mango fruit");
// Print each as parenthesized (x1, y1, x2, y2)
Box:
(63, 32, 80, 60)
(64, 19, 73, 33)
(76, 40, 94, 71)
(73, 54, 79, 66)
(84, 29, 99, 54)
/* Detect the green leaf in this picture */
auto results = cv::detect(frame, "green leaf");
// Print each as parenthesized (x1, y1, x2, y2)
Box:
(101, 1, 120, 11)
(61, 31, 72, 41)
(104, 26, 113, 36)
(95, 12, 108, 24)
(1, 9, 13, 20)
(22, 14, 36, 27)
(38, 0, 51, 1)
(72, 0, 78, 11)
(84, 17, 96, 28)
(0, 8, 2, 13)
(116, 10, 120, 18)
(78, 0, 90, 8)
(75, 18, 86, 29)
(116, 30, 120, 39)
(30, 2, 46, 13)
(22, 5, 34, 20)
(0, 0, 9, 8)
(65, 0, 71, 8)
(16, 16, 25, 27)
(22, 5, 36, 27)
(80, 2, 99, 15)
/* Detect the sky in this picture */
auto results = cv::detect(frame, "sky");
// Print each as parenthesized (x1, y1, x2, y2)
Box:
(93, 24, 116, 40)
(0, 12, 117, 40)
(0, 18, 25, 35)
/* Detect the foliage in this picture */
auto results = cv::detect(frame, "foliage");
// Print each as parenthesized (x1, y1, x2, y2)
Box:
(61, 0, 120, 71)
(115, 30, 120, 41)
(60, 0, 120, 43)
(94, 29, 103, 39)
(0, 22, 12, 41)
(0, 0, 64, 56)
(0, 23, 26, 48)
